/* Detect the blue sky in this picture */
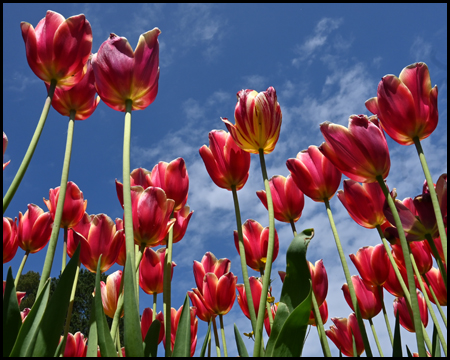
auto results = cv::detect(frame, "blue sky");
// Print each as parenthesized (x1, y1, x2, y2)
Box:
(3, 3, 447, 357)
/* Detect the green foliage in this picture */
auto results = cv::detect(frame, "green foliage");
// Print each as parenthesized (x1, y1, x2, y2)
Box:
(3, 267, 23, 357)
(172, 294, 191, 357)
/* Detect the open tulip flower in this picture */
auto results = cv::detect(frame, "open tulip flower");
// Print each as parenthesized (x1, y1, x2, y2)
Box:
(163, 305, 198, 357)
(338, 180, 388, 229)
(60, 332, 87, 357)
(349, 245, 390, 287)
(139, 247, 176, 295)
(199, 129, 251, 191)
(95, 270, 123, 319)
(256, 174, 305, 223)
(20, 10, 93, 89)
(91, 29, 160, 111)
(141, 307, 164, 343)
(392, 241, 432, 275)
(43, 181, 87, 229)
(420, 267, 447, 306)
(319, 115, 390, 183)
(286, 145, 342, 202)
(326, 313, 365, 357)
(236, 276, 268, 320)
(234, 219, 279, 272)
(365, 62, 438, 146)
(159, 205, 193, 246)
(202, 272, 237, 315)
(3, 217, 18, 263)
(394, 289, 428, 332)
(188, 288, 214, 322)
(113, 218, 126, 266)
(342, 275, 383, 320)
(18, 204, 53, 254)
(193, 252, 231, 294)
(222, 86, 282, 154)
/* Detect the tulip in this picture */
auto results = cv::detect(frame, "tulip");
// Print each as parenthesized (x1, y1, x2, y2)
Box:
(43, 181, 87, 229)
(139, 247, 176, 295)
(3, 217, 18, 263)
(141, 307, 164, 343)
(383, 257, 408, 298)
(222, 87, 282, 154)
(150, 158, 189, 211)
(256, 175, 305, 223)
(236, 276, 268, 320)
(199, 129, 251, 191)
(365, 62, 438, 146)
(21, 308, 31, 322)
(264, 302, 278, 336)
(3, 281, 26, 305)
(68, 214, 123, 273)
(61, 332, 88, 357)
(18, 204, 53, 254)
(193, 252, 231, 294)
(435, 174, 447, 226)
(158, 205, 194, 246)
(326, 313, 365, 357)
(392, 241, 432, 275)
(308, 299, 328, 326)
(91, 29, 160, 112)
(188, 288, 214, 322)
(342, 276, 383, 320)
(115, 168, 153, 208)
(349, 245, 390, 286)
(319, 115, 390, 183)
(66, 212, 93, 256)
(421, 267, 447, 306)
(202, 272, 237, 315)
(338, 180, 388, 229)
(424, 229, 446, 265)
(233, 219, 279, 272)
(94, 270, 123, 319)
(309, 259, 328, 307)
(163, 306, 198, 357)
(393, 289, 428, 332)
(48, 58, 100, 120)
(113, 218, 126, 266)
(3, 132, 9, 170)
(20, 10, 93, 89)
(286, 145, 341, 202)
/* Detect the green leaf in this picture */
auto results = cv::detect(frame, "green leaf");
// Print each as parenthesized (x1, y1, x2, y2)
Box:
(172, 294, 191, 357)
(3, 267, 23, 357)
(272, 282, 312, 357)
(265, 302, 290, 357)
(123, 252, 144, 357)
(143, 319, 161, 357)
(199, 321, 211, 357)
(431, 323, 441, 357)
(392, 309, 402, 357)
(233, 323, 249, 357)
(9, 278, 50, 357)
(406, 344, 413, 357)
(94, 255, 117, 357)
(86, 294, 98, 357)
(32, 245, 80, 357)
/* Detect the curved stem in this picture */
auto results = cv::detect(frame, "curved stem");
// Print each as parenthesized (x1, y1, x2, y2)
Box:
(376, 176, 426, 356)
(231, 185, 257, 332)
(324, 197, 373, 357)
(219, 315, 228, 357)
(368, 318, 384, 357)
(378, 285, 393, 346)
(37, 114, 75, 296)
(14, 250, 30, 288)
(3, 79, 56, 213)
(413, 137, 447, 265)
(422, 273, 447, 327)
(163, 217, 174, 357)
(212, 316, 222, 357)
(425, 234, 447, 290)
(61, 227, 68, 273)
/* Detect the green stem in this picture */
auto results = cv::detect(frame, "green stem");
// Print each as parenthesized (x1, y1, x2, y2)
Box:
(219, 315, 228, 357)
(153, 293, 157, 322)
(212, 316, 222, 357)
(37, 114, 75, 296)
(378, 285, 394, 346)
(311, 290, 332, 356)
(116, 328, 123, 357)
(289, 219, 297, 235)
(163, 218, 174, 357)
(3, 79, 56, 214)
(231, 185, 258, 333)
(425, 234, 447, 290)
(413, 137, 447, 265)
(135, 244, 145, 310)
(208, 325, 211, 357)
(376, 176, 426, 356)
(253, 149, 275, 357)
(14, 250, 30, 288)
(422, 273, 447, 327)
(111, 266, 126, 341)
(61, 227, 68, 273)
(368, 318, 384, 357)
(324, 198, 373, 357)
(259, 270, 274, 333)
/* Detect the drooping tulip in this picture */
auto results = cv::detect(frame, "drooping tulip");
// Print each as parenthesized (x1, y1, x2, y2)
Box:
(233, 219, 279, 272)
(18, 204, 53, 254)
(91, 29, 160, 112)
(139, 247, 176, 295)
(193, 252, 230, 295)
(236, 276, 268, 320)
(394, 289, 428, 332)
(222, 87, 282, 154)
(95, 270, 123, 319)
(60, 331, 88, 357)
(20, 10, 93, 89)
(256, 175, 305, 223)
(365, 62, 438, 146)
(349, 245, 390, 287)
(342, 275, 383, 320)
(319, 115, 390, 183)
(199, 129, 251, 191)
(202, 272, 237, 315)
(141, 307, 164, 343)
(326, 313, 365, 357)
(3, 217, 18, 263)
(286, 145, 341, 202)
(163, 306, 198, 357)
(158, 205, 193, 246)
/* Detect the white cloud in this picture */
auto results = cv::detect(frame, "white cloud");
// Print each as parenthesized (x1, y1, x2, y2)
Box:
(410, 36, 432, 61)
(241, 75, 268, 91)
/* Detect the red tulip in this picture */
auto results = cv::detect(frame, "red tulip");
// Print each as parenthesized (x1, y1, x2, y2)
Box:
(20, 10, 92, 89)
(308, 299, 328, 326)
(286, 145, 342, 202)
(202, 272, 237, 315)
(43, 181, 87, 229)
(326, 313, 365, 357)
(113, 218, 126, 266)
(91, 29, 160, 112)
(141, 307, 164, 344)
(163, 306, 198, 357)
(115, 168, 153, 208)
(309, 259, 328, 307)
(3, 132, 9, 170)
(93, 270, 123, 319)
(349, 245, 390, 287)
(193, 252, 230, 295)
(236, 276, 268, 320)
(61, 332, 87, 357)
(256, 175, 305, 223)
(394, 289, 428, 332)
(392, 241, 432, 275)
(158, 205, 193, 246)
(365, 62, 438, 146)
(3, 217, 18, 263)
(319, 115, 390, 183)
(199, 129, 251, 191)
(342, 275, 383, 320)
(21, 308, 31, 322)
(18, 204, 53, 253)
(222, 87, 282, 154)
(139, 247, 176, 295)
(383, 258, 408, 298)
(435, 174, 447, 227)
(264, 302, 278, 336)
(48, 58, 100, 120)
(234, 219, 279, 272)
(188, 288, 214, 322)
(338, 180, 388, 229)
(421, 267, 447, 306)
(424, 228, 446, 265)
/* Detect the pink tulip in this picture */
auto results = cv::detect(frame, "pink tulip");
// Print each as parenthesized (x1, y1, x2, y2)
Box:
(95, 270, 123, 319)
(421, 267, 447, 306)
(309, 259, 328, 307)
(3, 217, 18, 263)
(158, 205, 193, 246)
(115, 168, 153, 209)
(308, 299, 328, 327)
(18, 204, 53, 253)
(342, 276, 383, 320)
(319, 115, 390, 183)
(365, 62, 438, 146)
(113, 218, 126, 266)
(163, 306, 198, 357)
(435, 174, 447, 227)
(61, 332, 88, 357)
(236, 276, 268, 320)
(383, 258, 408, 298)
(202, 272, 237, 315)
(139, 247, 176, 295)
(394, 289, 428, 332)
(392, 241, 432, 275)
(193, 252, 231, 295)
(188, 288, 214, 322)
(92, 29, 160, 112)
(3, 132, 9, 170)
(350, 245, 389, 287)
(424, 228, 446, 265)
(326, 313, 365, 357)
(264, 302, 278, 336)
(141, 307, 164, 344)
